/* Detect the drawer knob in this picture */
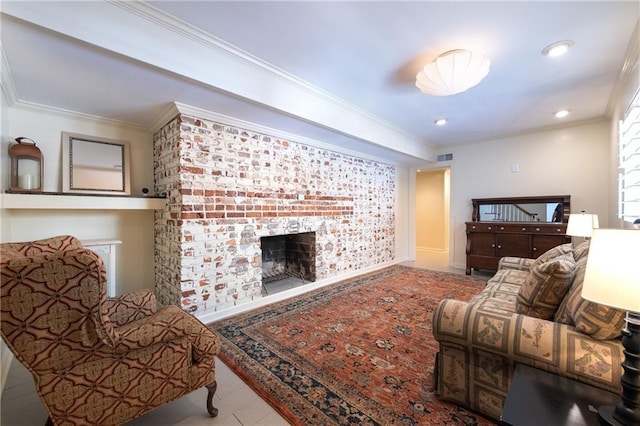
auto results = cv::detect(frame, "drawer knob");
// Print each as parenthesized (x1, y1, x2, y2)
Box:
(522, 227, 526, 231)
(488, 226, 492, 230)
(536, 227, 540, 231)
(500, 226, 504, 230)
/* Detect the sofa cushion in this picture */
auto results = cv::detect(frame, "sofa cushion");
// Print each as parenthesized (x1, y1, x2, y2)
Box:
(470, 268, 528, 304)
(531, 243, 574, 270)
(554, 256, 626, 339)
(516, 253, 576, 319)
(498, 256, 534, 272)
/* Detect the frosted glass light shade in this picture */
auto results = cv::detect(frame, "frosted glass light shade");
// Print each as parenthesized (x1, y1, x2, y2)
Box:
(582, 229, 640, 313)
(416, 49, 491, 96)
(566, 213, 599, 237)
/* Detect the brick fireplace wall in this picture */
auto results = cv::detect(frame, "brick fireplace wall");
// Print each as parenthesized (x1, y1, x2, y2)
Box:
(153, 112, 396, 316)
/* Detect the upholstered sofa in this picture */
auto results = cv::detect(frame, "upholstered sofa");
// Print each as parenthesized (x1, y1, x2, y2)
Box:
(432, 241, 626, 421)
(1, 235, 221, 425)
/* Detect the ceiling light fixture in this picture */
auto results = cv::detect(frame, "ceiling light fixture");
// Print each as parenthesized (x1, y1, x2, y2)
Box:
(541, 40, 574, 57)
(554, 109, 570, 118)
(434, 118, 448, 126)
(416, 49, 491, 96)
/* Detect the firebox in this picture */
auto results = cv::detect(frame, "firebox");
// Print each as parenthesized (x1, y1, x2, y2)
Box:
(260, 232, 316, 285)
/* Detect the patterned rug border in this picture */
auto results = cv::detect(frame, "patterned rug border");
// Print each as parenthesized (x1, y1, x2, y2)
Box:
(209, 265, 489, 425)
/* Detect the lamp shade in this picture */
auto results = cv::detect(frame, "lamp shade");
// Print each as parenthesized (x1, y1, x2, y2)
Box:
(566, 213, 599, 237)
(582, 229, 640, 313)
(415, 49, 491, 96)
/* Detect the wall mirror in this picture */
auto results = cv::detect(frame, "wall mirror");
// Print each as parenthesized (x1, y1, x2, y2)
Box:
(472, 195, 571, 223)
(62, 132, 131, 195)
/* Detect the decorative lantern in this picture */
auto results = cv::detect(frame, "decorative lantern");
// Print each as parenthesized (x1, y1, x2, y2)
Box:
(9, 137, 43, 192)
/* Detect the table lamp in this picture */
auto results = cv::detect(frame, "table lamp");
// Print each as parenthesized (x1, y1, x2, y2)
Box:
(582, 229, 640, 425)
(566, 211, 599, 239)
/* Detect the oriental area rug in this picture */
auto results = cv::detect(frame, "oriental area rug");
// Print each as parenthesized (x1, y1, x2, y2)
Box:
(210, 265, 495, 425)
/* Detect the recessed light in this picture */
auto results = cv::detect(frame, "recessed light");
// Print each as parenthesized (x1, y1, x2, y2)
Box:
(554, 109, 570, 118)
(434, 118, 448, 126)
(542, 40, 574, 57)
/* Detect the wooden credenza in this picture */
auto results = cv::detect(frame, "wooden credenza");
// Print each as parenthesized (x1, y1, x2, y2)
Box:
(465, 221, 570, 275)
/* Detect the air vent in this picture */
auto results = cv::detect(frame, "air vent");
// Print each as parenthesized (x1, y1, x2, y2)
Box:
(437, 153, 453, 162)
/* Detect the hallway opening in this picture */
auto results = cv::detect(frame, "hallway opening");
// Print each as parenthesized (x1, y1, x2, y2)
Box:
(415, 167, 451, 270)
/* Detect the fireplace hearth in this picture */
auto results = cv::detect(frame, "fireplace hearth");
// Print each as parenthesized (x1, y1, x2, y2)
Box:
(261, 232, 316, 291)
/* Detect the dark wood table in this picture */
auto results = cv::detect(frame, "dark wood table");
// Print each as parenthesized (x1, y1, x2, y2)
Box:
(501, 364, 621, 426)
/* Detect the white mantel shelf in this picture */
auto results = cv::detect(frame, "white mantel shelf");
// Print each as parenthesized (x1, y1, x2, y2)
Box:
(2, 192, 167, 210)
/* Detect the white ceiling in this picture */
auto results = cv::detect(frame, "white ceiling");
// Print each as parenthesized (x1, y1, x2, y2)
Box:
(1, 1, 639, 165)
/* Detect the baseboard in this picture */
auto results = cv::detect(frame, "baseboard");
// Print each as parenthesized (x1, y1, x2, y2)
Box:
(453, 261, 467, 271)
(0, 340, 13, 396)
(199, 260, 403, 324)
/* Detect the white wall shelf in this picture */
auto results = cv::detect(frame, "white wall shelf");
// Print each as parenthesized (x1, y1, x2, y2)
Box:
(2, 192, 167, 210)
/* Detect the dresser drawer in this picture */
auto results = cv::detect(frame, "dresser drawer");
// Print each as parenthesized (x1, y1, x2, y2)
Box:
(496, 224, 531, 233)
(531, 225, 567, 234)
(466, 222, 497, 232)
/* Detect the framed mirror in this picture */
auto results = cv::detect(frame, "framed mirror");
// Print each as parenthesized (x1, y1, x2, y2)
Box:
(472, 195, 571, 223)
(62, 132, 131, 195)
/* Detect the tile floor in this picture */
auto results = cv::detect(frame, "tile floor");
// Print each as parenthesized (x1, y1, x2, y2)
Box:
(0, 250, 466, 426)
(1, 356, 289, 426)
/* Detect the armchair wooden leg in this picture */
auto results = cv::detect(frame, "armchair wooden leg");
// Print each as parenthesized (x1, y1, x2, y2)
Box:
(206, 380, 219, 417)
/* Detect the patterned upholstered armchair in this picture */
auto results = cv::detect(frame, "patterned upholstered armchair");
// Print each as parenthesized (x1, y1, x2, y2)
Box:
(0, 235, 221, 426)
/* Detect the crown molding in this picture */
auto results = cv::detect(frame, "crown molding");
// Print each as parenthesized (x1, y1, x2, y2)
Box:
(1, 45, 128, 132)
(9, 98, 149, 131)
(1, 0, 433, 162)
(0, 47, 18, 106)
(153, 102, 430, 166)
(114, 1, 435, 160)
(607, 18, 640, 116)
(114, 1, 421, 137)
(6, 97, 428, 167)
(443, 116, 609, 149)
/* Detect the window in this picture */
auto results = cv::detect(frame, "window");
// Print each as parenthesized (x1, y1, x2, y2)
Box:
(619, 89, 640, 223)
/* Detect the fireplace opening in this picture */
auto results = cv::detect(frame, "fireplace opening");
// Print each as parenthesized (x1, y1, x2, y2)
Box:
(260, 232, 316, 294)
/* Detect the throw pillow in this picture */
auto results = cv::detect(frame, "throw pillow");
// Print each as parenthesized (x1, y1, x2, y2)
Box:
(572, 240, 590, 262)
(554, 255, 588, 324)
(516, 253, 576, 320)
(554, 256, 626, 340)
(531, 243, 574, 270)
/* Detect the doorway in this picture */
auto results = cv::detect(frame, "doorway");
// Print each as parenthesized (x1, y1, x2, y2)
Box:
(414, 168, 451, 271)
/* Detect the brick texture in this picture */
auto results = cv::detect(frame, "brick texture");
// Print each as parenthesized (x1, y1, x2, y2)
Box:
(153, 114, 396, 316)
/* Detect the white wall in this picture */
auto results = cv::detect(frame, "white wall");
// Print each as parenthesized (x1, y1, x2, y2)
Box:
(2, 107, 154, 193)
(395, 165, 412, 262)
(1, 106, 157, 295)
(445, 119, 611, 270)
